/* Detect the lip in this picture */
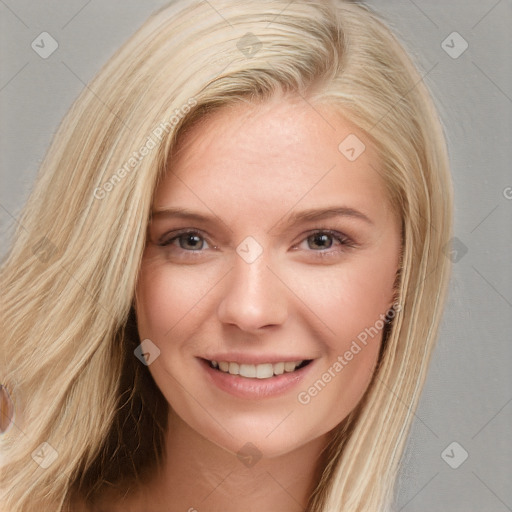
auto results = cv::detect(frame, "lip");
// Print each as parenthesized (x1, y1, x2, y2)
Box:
(199, 357, 316, 399)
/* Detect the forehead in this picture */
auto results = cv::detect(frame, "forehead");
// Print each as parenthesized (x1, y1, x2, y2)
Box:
(153, 95, 392, 227)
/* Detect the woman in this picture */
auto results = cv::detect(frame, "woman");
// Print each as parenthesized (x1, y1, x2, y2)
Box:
(0, 0, 452, 510)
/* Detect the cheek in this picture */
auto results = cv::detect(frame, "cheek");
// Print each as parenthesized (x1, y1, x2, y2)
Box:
(298, 338, 381, 440)
(289, 257, 396, 350)
(295, 276, 388, 434)
(135, 265, 175, 339)
(135, 256, 216, 340)
(291, 256, 396, 420)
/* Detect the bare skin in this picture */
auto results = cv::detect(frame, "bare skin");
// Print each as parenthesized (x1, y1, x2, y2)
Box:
(97, 92, 401, 511)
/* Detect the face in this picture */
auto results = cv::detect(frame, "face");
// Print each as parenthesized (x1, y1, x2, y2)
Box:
(135, 93, 401, 458)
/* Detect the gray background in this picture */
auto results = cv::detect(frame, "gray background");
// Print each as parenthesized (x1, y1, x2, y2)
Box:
(1, 1, 511, 510)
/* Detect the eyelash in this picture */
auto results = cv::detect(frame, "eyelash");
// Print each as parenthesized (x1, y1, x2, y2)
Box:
(158, 228, 355, 259)
(296, 229, 355, 258)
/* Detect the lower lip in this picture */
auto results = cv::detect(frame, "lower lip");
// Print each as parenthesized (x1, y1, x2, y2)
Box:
(199, 359, 315, 399)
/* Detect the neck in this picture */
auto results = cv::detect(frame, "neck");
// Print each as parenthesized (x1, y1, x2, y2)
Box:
(142, 409, 330, 512)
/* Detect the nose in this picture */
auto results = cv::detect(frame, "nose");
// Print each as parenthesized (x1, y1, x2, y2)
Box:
(216, 252, 288, 332)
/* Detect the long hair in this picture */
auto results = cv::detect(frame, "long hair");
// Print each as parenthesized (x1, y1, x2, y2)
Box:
(0, 1, 452, 510)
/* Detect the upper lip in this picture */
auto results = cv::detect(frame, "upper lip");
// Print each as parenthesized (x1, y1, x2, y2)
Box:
(199, 353, 314, 365)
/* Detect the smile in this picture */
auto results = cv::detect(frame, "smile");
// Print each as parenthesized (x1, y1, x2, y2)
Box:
(199, 356, 316, 399)
(208, 359, 312, 379)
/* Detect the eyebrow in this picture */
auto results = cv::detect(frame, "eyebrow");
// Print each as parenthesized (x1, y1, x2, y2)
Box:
(150, 206, 373, 230)
(150, 207, 229, 228)
(273, 206, 373, 229)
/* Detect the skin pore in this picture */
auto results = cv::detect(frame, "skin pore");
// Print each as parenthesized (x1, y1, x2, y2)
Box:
(125, 92, 402, 512)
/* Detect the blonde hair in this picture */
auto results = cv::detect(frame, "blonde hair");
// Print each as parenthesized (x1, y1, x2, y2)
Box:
(0, 0, 452, 510)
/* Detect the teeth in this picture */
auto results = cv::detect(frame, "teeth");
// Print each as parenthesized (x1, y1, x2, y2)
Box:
(228, 362, 239, 375)
(284, 361, 297, 372)
(239, 364, 257, 378)
(211, 360, 305, 379)
(256, 364, 273, 379)
(273, 362, 285, 375)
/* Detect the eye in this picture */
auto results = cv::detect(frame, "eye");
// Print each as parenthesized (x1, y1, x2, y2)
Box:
(306, 232, 335, 250)
(159, 230, 211, 251)
(297, 230, 353, 255)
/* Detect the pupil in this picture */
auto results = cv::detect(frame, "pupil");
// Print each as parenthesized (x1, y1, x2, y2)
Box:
(182, 234, 202, 250)
(310, 233, 332, 249)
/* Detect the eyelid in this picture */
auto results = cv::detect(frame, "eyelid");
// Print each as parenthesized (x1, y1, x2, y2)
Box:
(295, 229, 355, 250)
(157, 228, 213, 248)
(156, 228, 356, 253)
